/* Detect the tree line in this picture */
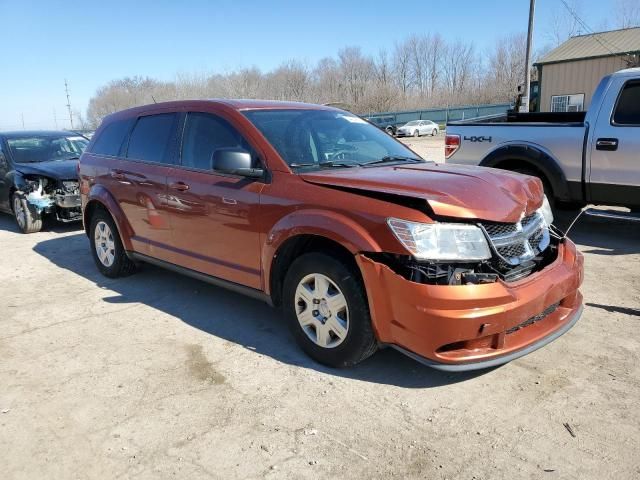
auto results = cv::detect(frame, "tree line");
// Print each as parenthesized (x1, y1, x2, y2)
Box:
(86, 32, 530, 128)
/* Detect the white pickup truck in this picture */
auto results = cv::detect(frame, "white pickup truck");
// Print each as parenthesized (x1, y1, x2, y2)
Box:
(445, 68, 640, 219)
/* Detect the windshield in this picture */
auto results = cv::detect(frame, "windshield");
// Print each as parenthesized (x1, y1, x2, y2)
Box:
(5, 134, 88, 163)
(243, 109, 425, 170)
(404, 121, 420, 126)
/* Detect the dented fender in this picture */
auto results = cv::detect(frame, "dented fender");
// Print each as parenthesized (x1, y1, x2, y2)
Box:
(262, 209, 383, 294)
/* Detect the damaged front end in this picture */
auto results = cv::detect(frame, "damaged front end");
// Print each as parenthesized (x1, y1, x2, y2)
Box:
(18, 176, 82, 222)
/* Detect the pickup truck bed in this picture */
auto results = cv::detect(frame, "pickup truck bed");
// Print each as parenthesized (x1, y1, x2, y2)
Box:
(445, 68, 640, 211)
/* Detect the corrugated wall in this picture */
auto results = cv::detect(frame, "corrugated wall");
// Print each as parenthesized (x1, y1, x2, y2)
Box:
(539, 56, 628, 111)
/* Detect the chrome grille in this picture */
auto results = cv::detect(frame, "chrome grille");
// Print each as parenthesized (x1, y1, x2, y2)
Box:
(480, 212, 550, 266)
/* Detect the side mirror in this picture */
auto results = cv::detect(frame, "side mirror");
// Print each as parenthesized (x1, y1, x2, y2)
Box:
(211, 148, 264, 178)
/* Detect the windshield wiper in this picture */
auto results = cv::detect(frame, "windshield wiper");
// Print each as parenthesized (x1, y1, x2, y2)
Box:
(290, 161, 358, 169)
(363, 155, 422, 166)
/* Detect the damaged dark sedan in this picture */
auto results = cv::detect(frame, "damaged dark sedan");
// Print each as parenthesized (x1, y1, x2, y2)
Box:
(0, 131, 88, 233)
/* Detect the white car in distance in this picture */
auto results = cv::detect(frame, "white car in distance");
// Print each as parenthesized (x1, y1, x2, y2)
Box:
(395, 120, 439, 137)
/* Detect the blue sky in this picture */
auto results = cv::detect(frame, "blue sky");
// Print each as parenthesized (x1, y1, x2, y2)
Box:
(0, 0, 614, 129)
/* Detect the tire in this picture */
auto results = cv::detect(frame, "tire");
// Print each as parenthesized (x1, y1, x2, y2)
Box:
(12, 192, 43, 233)
(385, 126, 394, 136)
(432, 129, 438, 136)
(283, 252, 378, 368)
(413, 129, 420, 137)
(89, 208, 137, 278)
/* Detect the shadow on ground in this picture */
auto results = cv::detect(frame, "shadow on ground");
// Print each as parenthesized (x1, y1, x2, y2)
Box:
(25, 223, 482, 388)
(22, 209, 639, 387)
(0, 211, 84, 234)
(554, 209, 640, 256)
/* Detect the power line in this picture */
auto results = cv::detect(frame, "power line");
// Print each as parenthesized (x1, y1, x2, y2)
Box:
(558, 0, 624, 55)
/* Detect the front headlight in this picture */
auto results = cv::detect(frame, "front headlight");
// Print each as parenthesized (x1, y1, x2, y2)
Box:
(539, 195, 554, 225)
(387, 218, 492, 261)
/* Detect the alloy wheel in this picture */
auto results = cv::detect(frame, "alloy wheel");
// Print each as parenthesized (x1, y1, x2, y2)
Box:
(13, 197, 26, 230)
(94, 221, 116, 267)
(294, 273, 349, 348)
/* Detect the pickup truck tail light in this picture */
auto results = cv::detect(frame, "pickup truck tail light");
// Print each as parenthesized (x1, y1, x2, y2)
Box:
(444, 134, 460, 159)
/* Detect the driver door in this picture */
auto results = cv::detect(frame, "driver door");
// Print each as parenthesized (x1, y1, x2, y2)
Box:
(166, 111, 265, 289)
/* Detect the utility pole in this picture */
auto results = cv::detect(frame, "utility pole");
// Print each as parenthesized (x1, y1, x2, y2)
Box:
(521, 0, 536, 113)
(65, 79, 74, 129)
(21, 113, 25, 130)
(53, 108, 59, 129)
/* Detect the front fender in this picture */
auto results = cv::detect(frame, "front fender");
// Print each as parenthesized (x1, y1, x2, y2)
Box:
(261, 209, 383, 294)
(85, 184, 134, 251)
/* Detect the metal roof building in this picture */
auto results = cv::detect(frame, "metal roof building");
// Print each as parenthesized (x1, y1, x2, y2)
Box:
(535, 27, 640, 112)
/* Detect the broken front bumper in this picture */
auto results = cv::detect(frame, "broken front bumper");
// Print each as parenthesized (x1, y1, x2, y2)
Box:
(357, 239, 584, 371)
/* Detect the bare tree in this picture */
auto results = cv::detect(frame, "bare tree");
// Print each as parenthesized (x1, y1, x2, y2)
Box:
(616, 0, 640, 28)
(546, 0, 584, 48)
(392, 39, 412, 96)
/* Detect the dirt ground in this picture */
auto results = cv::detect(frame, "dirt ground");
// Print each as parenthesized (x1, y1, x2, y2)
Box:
(1, 179, 639, 478)
(398, 133, 445, 162)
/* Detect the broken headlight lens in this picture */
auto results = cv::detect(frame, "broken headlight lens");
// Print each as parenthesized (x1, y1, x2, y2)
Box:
(538, 195, 554, 226)
(387, 218, 492, 261)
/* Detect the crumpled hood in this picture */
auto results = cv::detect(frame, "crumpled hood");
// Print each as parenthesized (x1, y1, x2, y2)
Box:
(15, 160, 78, 181)
(300, 162, 544, 223)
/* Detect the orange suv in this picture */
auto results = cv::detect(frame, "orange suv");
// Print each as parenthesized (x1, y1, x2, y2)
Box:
(79, 100, 584, 371)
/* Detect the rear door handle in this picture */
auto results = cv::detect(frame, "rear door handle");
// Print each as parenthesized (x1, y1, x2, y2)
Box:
(596, 138, 618, 151)
(169, 182, 190, 192)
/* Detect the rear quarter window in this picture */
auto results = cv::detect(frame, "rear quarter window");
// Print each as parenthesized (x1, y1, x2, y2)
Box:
(613, 80, 640, 125)
(90, 118, 134, 156)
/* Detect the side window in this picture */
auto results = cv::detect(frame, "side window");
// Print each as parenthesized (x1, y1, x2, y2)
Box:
(181, 112, 253, 170)
(127, 113, 178, 163)
(90, 119, 133, 156)
(613, 81, 640, 126)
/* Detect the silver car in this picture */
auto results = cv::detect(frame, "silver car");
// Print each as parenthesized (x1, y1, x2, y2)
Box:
(396, 120, 439, 137)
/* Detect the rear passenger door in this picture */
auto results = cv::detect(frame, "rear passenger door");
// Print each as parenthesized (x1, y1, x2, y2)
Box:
(166, 111, 265, 289)
(117, 112, 179, 261)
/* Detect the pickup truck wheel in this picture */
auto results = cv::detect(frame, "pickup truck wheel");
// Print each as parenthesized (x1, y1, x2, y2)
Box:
(12, 193, 43, 234)
(283, 253, 377, 368)
(89, 210, 137, 278)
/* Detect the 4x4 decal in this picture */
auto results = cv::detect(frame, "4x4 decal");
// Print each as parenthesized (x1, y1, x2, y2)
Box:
(464, 135, 492, 143)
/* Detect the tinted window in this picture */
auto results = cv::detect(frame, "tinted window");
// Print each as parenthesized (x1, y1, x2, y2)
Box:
(127, 113, 177, 163)
(613, 81, 640, 125)
(91, 119, 133, 156)
(181, 112, 253, 170)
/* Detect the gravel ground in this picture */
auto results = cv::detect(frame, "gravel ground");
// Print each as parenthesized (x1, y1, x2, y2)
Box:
(1, 184, 638, 478)
(398, 133, 445, 162)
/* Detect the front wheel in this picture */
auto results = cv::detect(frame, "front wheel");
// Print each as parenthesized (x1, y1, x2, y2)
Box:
(283, 253, 377, 367)
(413, 129, 420, 137)
(12, 192, 42, 233)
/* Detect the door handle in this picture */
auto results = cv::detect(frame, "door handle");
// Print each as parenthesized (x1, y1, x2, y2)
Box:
(169, 182, 190, 192)
(222, 197, 237, 205)
(110, 170, 126, 180)
(596, 138, 618, 151)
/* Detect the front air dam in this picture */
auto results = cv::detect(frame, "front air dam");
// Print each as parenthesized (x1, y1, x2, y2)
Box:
(356, 240, 584, 371)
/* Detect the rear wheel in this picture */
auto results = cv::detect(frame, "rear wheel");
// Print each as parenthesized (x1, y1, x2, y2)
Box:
(432, 129, 438, 136)
(89, 209, 137, 278)
(283, 253, 377, 367)
(12, 192, 42, 233)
